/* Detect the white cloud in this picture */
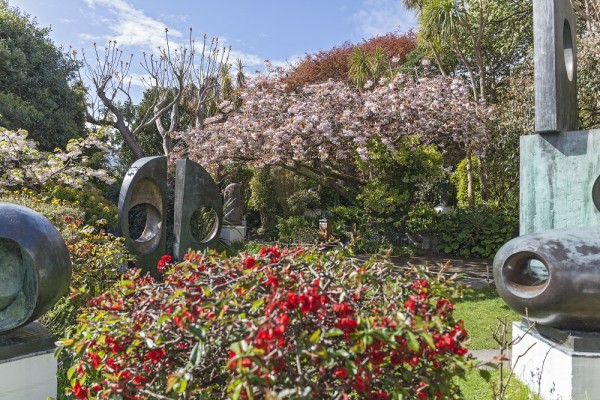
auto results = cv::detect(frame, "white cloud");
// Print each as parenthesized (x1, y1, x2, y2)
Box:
(270, 53, 303, 69)
(128, 72, 151, 89)
(217, 37, 264, 68)
(83, 0, 182, 50)
(352, 0, 417, 38)
(229, 49, 263, 68)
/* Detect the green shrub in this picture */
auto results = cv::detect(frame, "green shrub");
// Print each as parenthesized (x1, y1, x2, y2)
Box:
(41, 218, 131, 336)
(451, 157, 482, 208)
(276, 215, 319, 243)
(59, 246, 474, 399)
(436, 205, 518, 258)
(287, 189, 320, 216)
(328, 205, 363, 243)
(249, 167, 277, 235)
(327, 205, 417, 255)
(0, 189, 85, 229)
(43, 183, 118, 226)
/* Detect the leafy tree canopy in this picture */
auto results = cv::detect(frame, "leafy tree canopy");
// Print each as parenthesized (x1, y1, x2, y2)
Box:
(281, 32, 416, 89)
(0, 1, 85, 150)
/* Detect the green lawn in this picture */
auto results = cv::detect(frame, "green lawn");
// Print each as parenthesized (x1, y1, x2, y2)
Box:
(456, 368, 537, 399)
(454, 285, 537, 399)
(455, 285, 521, 350)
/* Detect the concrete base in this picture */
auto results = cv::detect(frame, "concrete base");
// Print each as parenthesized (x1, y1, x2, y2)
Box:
(0, 322, 57, 400)
(220, 225, 246, 245)
(512, 321, 600, 399)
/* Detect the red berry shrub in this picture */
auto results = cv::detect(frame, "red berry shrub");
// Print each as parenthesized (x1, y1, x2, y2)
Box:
(59, 246, 473, 399)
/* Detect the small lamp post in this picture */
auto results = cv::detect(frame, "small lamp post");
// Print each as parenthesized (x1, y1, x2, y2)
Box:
(319, 218, 331, 241)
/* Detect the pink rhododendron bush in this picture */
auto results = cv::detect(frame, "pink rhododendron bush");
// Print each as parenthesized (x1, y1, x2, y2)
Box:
(59, 246, 474, 399)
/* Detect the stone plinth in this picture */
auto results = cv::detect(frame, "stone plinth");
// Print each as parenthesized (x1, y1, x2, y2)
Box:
(220, 225, 246, 246)
(512, 321, 600, 399)
(0, 322, 57, 399)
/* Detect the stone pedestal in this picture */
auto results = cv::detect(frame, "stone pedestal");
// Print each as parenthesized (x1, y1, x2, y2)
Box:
(512, 321, 600, 399)
(0, 322, 57, 400)
(220, 224, 246, 245)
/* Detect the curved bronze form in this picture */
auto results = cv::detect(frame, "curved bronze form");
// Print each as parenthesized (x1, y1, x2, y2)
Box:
(174, 158, 223, 259)
(494, 227, 600, 331)
(117, 156, 167, 274)
(0, 203, 71, 333)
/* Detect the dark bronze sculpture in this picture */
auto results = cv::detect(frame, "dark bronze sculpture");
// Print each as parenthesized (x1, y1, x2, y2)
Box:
(173, 158, 223, 260)
(117, 156, 167, 275)
(0, 203, 71, 333)
(118, 157, 223, 269)
(494, 227, 600, 331)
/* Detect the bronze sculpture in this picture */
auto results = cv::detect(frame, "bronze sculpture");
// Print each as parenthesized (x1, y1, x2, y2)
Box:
(0, 203, 71, 333)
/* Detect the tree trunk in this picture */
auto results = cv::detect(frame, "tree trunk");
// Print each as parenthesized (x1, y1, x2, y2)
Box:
(429, 42, 448, 77)
(94, 91, 145, 159)
(479, 157, 490, 202)
(466, 148, 475, 207)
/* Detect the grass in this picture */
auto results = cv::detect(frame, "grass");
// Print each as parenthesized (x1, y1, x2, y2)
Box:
(453, 285, 538, 399)
(454, 285, 521, 350)
(457, 368, 538, 399)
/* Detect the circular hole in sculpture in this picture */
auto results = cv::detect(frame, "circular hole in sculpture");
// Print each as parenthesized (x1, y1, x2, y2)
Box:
(563, 19, 574, 81)
(503, 252, 549, 298)
(0, 238, 25, 312)
(190, 206, 219, 243)
(128, 203, 162, 243)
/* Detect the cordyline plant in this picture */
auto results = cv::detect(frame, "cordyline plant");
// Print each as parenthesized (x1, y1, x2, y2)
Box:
(58, 246, 474, 399)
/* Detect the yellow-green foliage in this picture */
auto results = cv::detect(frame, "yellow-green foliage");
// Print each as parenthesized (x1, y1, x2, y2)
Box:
(0, 189, 84, 228)
(42, 218, 131, 336)
(451, 156, 482, 208)
(43, 183, 118, 226)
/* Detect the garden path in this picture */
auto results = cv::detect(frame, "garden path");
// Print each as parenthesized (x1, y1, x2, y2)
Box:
(376, 252, 494, 289)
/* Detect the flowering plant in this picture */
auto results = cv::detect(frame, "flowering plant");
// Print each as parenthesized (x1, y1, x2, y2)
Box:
(59, 246, 473, 399)
(0, 127, 114, 191)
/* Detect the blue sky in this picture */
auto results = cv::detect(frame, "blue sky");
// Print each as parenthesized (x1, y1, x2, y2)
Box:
(10, 0, 415, 66)
(9, 0, 415, 98)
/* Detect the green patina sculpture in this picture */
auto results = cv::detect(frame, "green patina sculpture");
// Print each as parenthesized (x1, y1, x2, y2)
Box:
(0, 240, 24, 312)
(117, 156, 168, 275)
(0, 203, 71, 334)
(495, 0, 600, 331)
(173, 158, 223, 260)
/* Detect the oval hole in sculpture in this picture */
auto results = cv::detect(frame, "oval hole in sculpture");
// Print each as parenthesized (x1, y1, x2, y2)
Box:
(190, 206, 219, 243)
(128, 203, 162, 243)
(564, 19, 574, 82)
(503, 252, 550, 298)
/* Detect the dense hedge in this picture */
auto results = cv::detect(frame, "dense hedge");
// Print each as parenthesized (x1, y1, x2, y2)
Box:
(59, 246, 474, 399)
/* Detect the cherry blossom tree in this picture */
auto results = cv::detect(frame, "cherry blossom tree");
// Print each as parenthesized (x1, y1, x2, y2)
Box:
(177, 70, 491, 201)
